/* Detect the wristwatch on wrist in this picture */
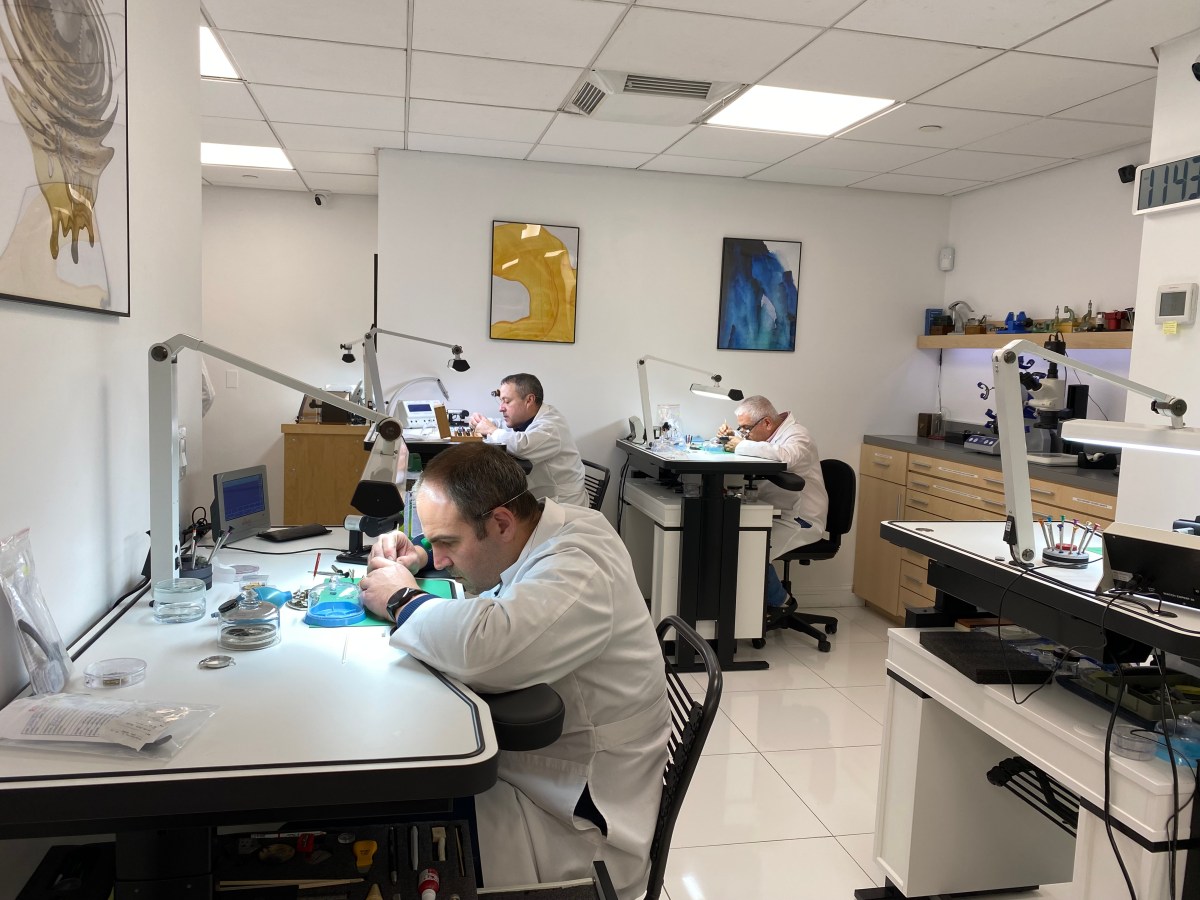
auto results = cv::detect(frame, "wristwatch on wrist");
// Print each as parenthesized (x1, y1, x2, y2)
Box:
(386, 587, 427, 624)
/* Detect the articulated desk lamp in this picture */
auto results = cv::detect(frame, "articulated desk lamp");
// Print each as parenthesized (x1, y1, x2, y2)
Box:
(633, 355, 744, 445)
(339, 327, 469, 429)
(149, 335, 407, 583)
(992, 338, 1199, 567)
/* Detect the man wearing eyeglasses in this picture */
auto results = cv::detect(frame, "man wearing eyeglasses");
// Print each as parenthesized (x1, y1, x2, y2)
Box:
(358, 443, 669, 900)
(468, 372, 589, 507)
(717, 395, 828, 609)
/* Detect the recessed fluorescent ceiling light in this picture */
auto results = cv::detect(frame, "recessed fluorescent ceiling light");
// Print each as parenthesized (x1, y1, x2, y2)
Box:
(201, 143, 293, 169)
(200, 26, 239, 79)
(707, 85, 894, 136)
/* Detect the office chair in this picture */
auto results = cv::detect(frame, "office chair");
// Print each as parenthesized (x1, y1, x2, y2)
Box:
(758, 458, 857, 653)
(646, 615, 723, 900)
(581, 459, 611, 511)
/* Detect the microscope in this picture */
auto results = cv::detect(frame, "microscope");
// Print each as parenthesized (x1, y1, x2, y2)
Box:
(1021, 333, 1089, 465)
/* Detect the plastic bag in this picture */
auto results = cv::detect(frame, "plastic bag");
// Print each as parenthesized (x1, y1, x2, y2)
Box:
(0, 693, 218, 762)
(0, 529, 74, 694)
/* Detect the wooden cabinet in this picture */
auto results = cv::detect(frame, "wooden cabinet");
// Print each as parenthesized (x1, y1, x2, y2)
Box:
(853, 441, 1117, 622)
(281, 424, 370, 525)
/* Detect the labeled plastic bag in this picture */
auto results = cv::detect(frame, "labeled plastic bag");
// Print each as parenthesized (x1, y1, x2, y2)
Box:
(0, 529, 74, 694)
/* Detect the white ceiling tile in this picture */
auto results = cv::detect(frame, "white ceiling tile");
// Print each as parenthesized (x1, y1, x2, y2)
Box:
(409, 52, 582, 110)
(202, 164, 308, 191)
(413, 0, 623, 67)
(541, 115, 691, 153)
(286, 150, 378, 176)
(204, 0, 406, 48)
(596, 6, 821, 82)
(408, 133, 534, 160)
(785, 138, 941, 172)
(201, 117, 278, 146)
(748, 164, 868, 186)
(963, 118, 1151, 157)
(852, 173, 984, 194)
(1020, 0, 1200, 65)
(764, 30, 999, 101)
(895, 148, 1064, 180)
(273, 122, 406, 154)
(201, 79, 262, 120)
(222, 32, 406, 96)
(915, 52, 1153, 116)
(639, 155, 764, 177)
(253, 86, 406, 131)
(301, 173, 379, 195)
(1053, 78, 1157, 127)
(408, 100, 554, 142)
(666, 126, 820, 163)
(528, 145, 655, 168)
(843, 103, 1037, 148)
(837, 0, 1105, 50)
(638, 0, 861, 27)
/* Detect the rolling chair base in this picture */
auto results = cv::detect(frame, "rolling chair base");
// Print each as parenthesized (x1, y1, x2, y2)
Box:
(753, 598, 837, 652)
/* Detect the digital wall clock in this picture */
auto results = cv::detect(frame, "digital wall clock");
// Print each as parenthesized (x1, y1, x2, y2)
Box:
(1132, 155, 1200, 215)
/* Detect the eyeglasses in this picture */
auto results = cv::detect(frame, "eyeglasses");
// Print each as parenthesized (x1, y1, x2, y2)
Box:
(737, 416, 767, 436)
(474, 488, 531, 521)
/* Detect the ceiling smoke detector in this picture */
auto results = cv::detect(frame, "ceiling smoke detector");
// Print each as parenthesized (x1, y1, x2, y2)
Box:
(565, 70, 742, 126)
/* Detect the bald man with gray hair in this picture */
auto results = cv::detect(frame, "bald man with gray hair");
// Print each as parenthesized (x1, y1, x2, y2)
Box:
(718, 395, 827, 608)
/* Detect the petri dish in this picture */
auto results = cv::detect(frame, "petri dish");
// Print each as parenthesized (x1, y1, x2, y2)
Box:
(84, 657, 147, 688)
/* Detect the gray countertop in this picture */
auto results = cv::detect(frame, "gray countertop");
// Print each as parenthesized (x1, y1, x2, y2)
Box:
(863, 434, 1119, 495)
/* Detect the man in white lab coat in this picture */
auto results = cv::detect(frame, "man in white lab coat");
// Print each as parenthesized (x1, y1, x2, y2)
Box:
(720, 395, 828, 609)
(468, 373, 589, 507)
(359, 443, 669, 899)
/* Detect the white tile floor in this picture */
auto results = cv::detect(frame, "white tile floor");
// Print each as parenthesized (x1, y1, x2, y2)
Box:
(661, 605, 1073, 900)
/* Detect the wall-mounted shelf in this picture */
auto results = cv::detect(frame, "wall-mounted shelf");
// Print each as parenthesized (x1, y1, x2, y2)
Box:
(917, 332, 1132, 350)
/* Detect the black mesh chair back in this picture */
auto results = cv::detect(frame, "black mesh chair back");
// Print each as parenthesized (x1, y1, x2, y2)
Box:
(646, 616, 723, 900)
(581, 459, 611, 511)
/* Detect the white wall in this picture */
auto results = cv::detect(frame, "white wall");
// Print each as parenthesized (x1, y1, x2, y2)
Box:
(198, 187, 378, 513)
(375, 150, 950, 597)
(937, 148, 1147, 427)
(1119, 29, 1200, 526)
(0, 0, 201, 889)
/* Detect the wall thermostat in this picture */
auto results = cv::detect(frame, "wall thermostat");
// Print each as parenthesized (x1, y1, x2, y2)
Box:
(1154, 282, 1197, 326)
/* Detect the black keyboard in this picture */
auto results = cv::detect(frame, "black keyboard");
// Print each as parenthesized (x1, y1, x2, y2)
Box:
(258, 523, 330, 542)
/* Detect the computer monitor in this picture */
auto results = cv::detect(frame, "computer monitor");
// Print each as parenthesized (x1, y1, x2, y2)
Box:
(212, 465, 272, 543)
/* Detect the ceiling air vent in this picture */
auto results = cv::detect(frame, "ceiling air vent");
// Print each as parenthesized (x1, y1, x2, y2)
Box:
(564, 70, 741, 126)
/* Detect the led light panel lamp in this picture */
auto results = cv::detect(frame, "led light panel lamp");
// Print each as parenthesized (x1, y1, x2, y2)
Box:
(634, 355, 744, 445)
(339, 327, 469, 428)
(992, 338, 1198, 566)
(149, 335, 406, 583)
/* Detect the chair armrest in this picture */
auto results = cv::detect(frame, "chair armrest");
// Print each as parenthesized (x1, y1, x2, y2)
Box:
(768, 472, 805, 492)
(478, 683, 565, 751)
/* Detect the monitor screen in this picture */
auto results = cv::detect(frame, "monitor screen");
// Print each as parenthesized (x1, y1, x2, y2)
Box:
(212, 465, 272, 542)
(406, 402, 433, 413)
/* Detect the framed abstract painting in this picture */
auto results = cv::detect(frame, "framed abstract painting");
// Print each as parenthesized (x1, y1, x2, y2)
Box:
(717, 237, 800, 351)
(490, 220, 578, 344)
(0, 0, 129, 317)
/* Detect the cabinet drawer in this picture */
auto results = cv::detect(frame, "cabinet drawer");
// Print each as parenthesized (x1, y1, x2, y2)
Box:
(905, 490, 1004, 522)
(860, 444, 909, 485)
(906, 472, 1006, 514)
(901, 547, 928, 568)
(899, 584, 934, 611)
(1044, 483, 1117, 521)
(900, 560, 935, 602)
(908, 454, 995, 490)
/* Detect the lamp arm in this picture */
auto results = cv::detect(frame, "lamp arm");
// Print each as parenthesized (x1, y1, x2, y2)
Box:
(371, 327, 460, 354)
(639, 354, 718, 381)
(149, 335, 404, 584)
(637, 359, 652, 444)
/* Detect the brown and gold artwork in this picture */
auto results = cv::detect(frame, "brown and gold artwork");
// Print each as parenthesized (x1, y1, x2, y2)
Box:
(489, 221, 578, 344)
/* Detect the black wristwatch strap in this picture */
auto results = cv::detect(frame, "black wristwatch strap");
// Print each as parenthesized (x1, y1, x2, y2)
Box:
(386, 587, 428, 626)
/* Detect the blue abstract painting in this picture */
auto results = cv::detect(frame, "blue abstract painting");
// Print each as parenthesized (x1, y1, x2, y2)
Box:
(717, 237, 800, 351)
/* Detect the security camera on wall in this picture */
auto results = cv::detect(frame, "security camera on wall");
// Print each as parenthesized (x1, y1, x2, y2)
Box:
(1117, 165, 1137, 184)
(313, 191, 331, 207)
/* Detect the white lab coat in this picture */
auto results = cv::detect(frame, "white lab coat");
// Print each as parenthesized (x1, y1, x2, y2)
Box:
(389, 500, 670, 900)
(484, 403, 589, 507)
(734, 413, 828, 557)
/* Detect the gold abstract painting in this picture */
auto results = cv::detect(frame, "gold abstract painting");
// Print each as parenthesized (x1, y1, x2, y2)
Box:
(490, 220, 578, 344)
(0, 0, 128, 316)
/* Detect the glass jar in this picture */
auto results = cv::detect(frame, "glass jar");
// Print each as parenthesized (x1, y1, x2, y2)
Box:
(152, 577, 207, 624)
(218, 591, 281, 650)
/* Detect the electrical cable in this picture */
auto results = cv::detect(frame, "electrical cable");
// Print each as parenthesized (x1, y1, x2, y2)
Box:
(615, 457, 631, 535)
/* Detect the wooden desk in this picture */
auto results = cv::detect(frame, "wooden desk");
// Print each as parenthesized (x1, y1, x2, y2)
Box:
(281, 423, 369, 524)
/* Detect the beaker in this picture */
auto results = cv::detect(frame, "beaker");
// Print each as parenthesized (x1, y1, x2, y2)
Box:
(654, 404, 684, 449)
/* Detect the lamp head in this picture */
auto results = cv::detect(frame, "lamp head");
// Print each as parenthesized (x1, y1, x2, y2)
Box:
(449, 345, 470, 372)
(688, 374, 743, 402)
(340, 342, 356, 364)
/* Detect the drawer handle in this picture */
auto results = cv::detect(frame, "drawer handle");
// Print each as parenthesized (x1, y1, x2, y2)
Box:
(1030, 487, 1054, 497)
(908, 497, 930, 506)
(1070, 497, 1114, 511)
(871, 459, 893, 468)
(903, 574, 924, 586)
(911, 479, 931, 488)
(937, 466, 978, 480)
(936, 485, 981, 502)
(982, 498, 1005, 508)
(911, 460, 932, 469)
(983, 477, 1004, 487)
